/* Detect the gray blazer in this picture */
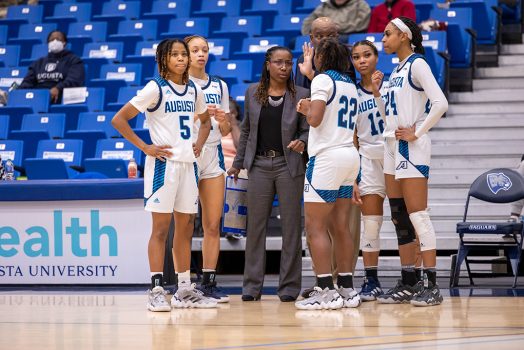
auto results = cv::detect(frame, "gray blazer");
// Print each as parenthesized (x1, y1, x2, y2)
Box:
(233, 83, 310, 178)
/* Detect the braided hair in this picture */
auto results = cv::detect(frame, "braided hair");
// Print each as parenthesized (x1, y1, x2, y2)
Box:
(155, 38, 190, 83)
(397, 16, 425, 55)
(254, 46, 296, 106)
(315, 38, 350, 73)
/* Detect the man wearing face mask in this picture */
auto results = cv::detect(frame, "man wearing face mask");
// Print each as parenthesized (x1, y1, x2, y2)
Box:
(19, 30, 85, 103)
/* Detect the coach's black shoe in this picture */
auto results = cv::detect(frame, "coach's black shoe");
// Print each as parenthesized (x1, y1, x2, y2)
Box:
(279, 295, 296, 302)
(410, 281, 443, 307)
(242, 294, 261, 301)
(377, 280, 423, 304)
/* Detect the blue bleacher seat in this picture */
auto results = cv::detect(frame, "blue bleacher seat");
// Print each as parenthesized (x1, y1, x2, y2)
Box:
(67, 21, 108, 55)
(265, 14, 307, 42)
(125, 41, 158, 80)
(143, 0, 192, 34)
(0, 4, 44, 37)
(209, 60, 253, 87)
(193, 0, 241, 31)
(348, 33, 384, 51)
(19, 43, 48, 66)
(422, 31, 448, 89)
(294, 0, 323, 14)
(0, 115, 9, 139)
(244, 0, 292, 28)
(0, 67, 27, 90)
(0, 140, 24, 175)
(0, 45, 21, 68)
(108, 19, 159, 57)
(430, 8, 474, 68)
(107, 86, 143, 111)
(229, 83, 249, 112)
(292, 35, 309, 55)
(376, 53, 399, 80)
(92, 1, 141, 34)
(450, 0, 499, 45)
(213, 16, 263, 52)
(84, 138, 143, 178)
(412, 0, 435, 22)
(0, 25, 7, 45)
(50, 87, 107, 131)
(134, 113, 147, 130)
(82, 42, 125, 82)
(77, 111, 121, 138)
(45, 3, 92, 31)
(233, 37, 287, 79)
(0, 89, 50, 130)
(366, 0, 383, 8)
(207, 38, 231, 60)
(9, 23, 58, 59)
(161, 17, 210, 40)
(89, 64, 142, 104)
(25, 139, 83, 179)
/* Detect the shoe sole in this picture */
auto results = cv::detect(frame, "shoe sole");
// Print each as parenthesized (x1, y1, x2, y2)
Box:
(360, 294, 382, 302)
(171, 300, 218, 309)
(376, 298, 411, 304)
(218, 296, 230, 303)
(343, 298, 362, 308)
(147, 304, 172, 312)
(295, 299, 344, 310)
(410, 298, 443, 307)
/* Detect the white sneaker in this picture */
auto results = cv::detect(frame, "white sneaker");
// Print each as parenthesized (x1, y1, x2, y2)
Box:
(337, 286, 361, 308)
(147, 286, 172, 312)
(295, 287, 343, 310)
(171, 283, 218, 309)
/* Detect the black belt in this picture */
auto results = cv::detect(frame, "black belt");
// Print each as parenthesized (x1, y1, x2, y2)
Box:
(256, 150, 283, 157)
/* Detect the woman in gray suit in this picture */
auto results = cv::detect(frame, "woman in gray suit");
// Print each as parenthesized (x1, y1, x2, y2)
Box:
(228, 46, 310, 302)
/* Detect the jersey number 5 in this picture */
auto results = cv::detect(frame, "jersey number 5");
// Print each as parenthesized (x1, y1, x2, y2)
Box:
(338, 96, 357, 130)
(179, 115, 191, 139)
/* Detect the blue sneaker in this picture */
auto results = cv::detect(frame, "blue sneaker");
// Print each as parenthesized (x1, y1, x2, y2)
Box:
(359, 276, 383, 301)
(198, 282, 230, 303)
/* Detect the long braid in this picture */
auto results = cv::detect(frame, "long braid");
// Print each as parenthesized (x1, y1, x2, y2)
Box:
(398, 16, 425, 55)
(254, 46, 296, 106)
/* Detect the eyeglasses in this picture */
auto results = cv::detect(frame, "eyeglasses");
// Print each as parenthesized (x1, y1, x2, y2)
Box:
(270, 60, 294, 67)
(312, 33, 337, 41)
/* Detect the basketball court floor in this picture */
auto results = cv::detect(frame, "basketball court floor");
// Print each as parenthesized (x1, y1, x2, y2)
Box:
(1, 277, 524, 349)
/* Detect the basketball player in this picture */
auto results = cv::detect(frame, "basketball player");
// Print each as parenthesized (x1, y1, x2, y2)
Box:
(185, 35, 231, 303)
(111, 39, 221, 311)
(295, 38, 361, 310)
(376, 17, 448, 307)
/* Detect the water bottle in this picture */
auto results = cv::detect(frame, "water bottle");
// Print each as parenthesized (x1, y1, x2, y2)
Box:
(128, 158, 137, 179)
(4, 159, 15, 181)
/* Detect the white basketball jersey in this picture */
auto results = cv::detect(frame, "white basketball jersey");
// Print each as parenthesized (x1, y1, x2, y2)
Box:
(382, 54, 431, 139)
(308, 70, 358, 157)
(356, 82, 388, 159)
(145, 76, 201, 163)
(191, 75, 228, 146)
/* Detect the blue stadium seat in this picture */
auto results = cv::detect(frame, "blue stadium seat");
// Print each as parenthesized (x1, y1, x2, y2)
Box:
(501, 0, 522, 24)
(450, 0, 499, 45)
(209, 60, 253, 87)
(292, 35, 310, 55)
(0, 115, 9, 139)
(125, 41, 158, 80)
(234, 37, 286, 79)
(84, 138, 143, 178)
(412, 0, 435, 22)
(430, 8, 474, 68)
(265, 14, 307, 42)
(193, 0, 241, 31)
(45, 3, 92, 31)
(0, 25, 7, 45)
(376, 53, 399, 80)
(0, 4, 44, 37)
(50, 87, 107, 131)
(67, 21, 108, 55)
(25, 139, 83, 179)
(143, 0, 192, 34)
(229, 83, 249, 112)
(107, 86, 143, 111)
(0, 67, 27, 90)
(90, 64, 142, 104)
(9, 23, 57, 59)
(294, 0, 323, 14)
(92, 1, 141, 34)
(19, 43, 48, 66)
(213, 16, 263, 52)
(0, 45, 21, 68)
(82, 42, 125, 82)
(0, 90, 50, 130)
(134, 113, 147, 130)
(0, 140, 24, 175)
(366, 0, 383, 8)
(244, 0, 292, 28)
(207, 38, 231, 60)
(133, 128, 152, 147)
(422, 31, 448, 89)
(348, 33, 384, 51)
(108, 19, 159, 57)
(161, 17, 210, 40)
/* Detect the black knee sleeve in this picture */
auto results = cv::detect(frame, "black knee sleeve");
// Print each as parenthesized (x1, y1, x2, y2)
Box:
(389, 198, 416, 246)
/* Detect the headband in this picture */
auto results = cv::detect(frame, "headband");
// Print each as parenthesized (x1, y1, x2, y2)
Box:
(391, 18, 416, 51)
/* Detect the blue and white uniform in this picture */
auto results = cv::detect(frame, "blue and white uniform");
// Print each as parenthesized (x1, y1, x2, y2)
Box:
(382, 54, 447, 179)
(191, 75, 230, 179)
(356, 82, 388, 197)
(130, 76, 207, 213)
(304, 70, 360, 203)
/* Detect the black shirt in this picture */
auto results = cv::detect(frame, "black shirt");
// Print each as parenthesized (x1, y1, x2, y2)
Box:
(256, 95, 285, 154)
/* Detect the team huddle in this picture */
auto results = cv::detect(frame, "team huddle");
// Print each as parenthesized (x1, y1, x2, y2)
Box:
(111, 16, 448, 312)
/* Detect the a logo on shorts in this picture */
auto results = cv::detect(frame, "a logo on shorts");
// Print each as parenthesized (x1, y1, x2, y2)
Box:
(153, 198, 160, 204)
(486, 172, 512, 194)
(396, 161, 408, 170)
(304, 184, 310, 192)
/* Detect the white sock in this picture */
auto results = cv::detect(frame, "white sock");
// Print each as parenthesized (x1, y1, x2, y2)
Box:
(150, 272, 162, 277)
(177, 270, 191, 289)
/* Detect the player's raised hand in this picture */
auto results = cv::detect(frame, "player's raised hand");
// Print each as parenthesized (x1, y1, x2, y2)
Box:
(143, 144, 173, 161)
(371, 70, 384, 96)
(207, 104, 217, 116)
(298, 42, 315, 80)
(395, 125, 418, 142)
(297, 98, 311, 116)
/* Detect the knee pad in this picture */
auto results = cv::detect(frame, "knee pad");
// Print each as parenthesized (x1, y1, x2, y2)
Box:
(389, 198, 416, 246)
(361, 215, 383, 252)
(409, 210, 436, 251)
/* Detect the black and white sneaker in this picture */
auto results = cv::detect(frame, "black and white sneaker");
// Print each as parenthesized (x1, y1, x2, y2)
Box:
(411, 281, 443, 307)
(295, 287, 343, 310)
(376, 280, 423, 304)
(147, 286, 171, 312)
(171, 283, 218, 308)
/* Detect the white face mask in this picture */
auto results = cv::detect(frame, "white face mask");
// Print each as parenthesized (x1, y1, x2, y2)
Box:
(48, 39, 65, 54)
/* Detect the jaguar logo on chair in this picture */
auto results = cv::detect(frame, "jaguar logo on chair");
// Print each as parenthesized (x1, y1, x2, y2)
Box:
(486, 172, 512, 194)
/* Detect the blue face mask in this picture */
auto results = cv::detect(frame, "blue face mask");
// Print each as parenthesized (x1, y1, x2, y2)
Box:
(48, 39, 65, 54)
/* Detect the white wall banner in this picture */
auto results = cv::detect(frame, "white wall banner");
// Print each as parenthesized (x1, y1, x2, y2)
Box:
(0, 200, 152, 284)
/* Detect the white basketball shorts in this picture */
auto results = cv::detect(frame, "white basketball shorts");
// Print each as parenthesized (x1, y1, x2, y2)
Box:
(383, 135, 431, 179)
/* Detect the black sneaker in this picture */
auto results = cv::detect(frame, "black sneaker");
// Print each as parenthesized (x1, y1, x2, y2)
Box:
(411, 281, 443, 307)
(197, 282, 230, 303)
(359, 276, 383, 301)
(377, 280, 423, 304)
(301, 286, 316, 299)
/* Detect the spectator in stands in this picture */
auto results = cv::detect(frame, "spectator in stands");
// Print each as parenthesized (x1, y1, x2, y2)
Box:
(228, 46, 309, 303)
(301, 0, 371, 37)
(509, 155, 524, 222)
(18, 30, 85, 103)
(0, 0, 37, 18)
(368, 0, 416, 33)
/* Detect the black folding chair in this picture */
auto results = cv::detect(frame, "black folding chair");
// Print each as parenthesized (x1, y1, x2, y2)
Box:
(451, 168, 524, 288)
